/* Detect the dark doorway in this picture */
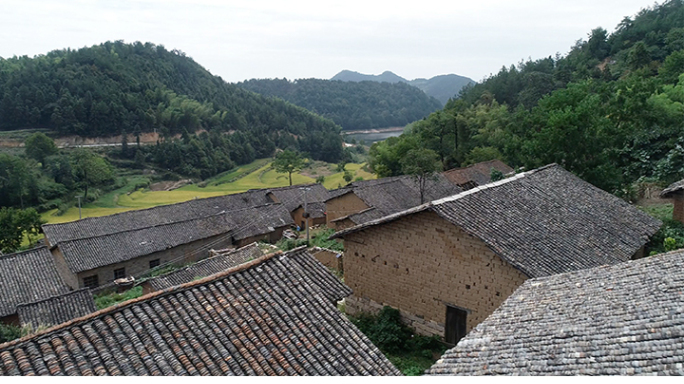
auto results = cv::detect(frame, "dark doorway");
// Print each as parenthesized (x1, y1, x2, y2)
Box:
(445, 305, 467, 345)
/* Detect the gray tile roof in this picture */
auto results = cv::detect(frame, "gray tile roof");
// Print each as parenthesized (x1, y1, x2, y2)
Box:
(265, 183, 330, 212)
(329, 174, 462, 226)
(0, 249, 396, 376)
(57, 204, 293, 273)
(144, 243, 264, 291)
(332, 164, 662, 278)
(42, 190, 273, 245)
(0, 247, 72, 318)
(661, 179, 684, 197)
(443, 159, 514, 189)
(16, 289, 96, 329)
(427, 250, 684, 375)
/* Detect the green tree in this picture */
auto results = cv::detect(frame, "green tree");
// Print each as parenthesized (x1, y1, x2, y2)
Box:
(70, 149, 114, 201)
(24, 133, 57, 165)
(273, 150, 305, 186)
(0, 207, 43, 253)
(400, 148, 442, 204)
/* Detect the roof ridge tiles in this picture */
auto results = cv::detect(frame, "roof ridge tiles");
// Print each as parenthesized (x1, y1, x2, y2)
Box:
(49, 202, 287, 246)
(0, 249, 284, 350)
(0, 245, 49, 260)
(331, 164, 559, 240)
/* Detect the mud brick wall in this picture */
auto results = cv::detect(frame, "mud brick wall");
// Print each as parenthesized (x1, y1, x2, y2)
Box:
(674, 193, 684, 224)
(343, 210, 528, 338)
(326, 193, 369, 228)
(74, 232, 234, 289)
(311, 248, 343, 273)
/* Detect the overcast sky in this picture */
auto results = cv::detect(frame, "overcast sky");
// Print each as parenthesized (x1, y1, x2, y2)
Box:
(0, 0, 660, 83)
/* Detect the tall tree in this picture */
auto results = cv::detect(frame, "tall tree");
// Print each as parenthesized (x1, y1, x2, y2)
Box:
(400, 148, 442, 204)
(273, 150, 305, 186)
(24, 133, 57, 166)
(70, 149, 114, 201)
(0, 207, 43, 254)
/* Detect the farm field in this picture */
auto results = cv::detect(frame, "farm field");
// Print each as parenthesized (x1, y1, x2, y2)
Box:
(40, 158, 376, 224)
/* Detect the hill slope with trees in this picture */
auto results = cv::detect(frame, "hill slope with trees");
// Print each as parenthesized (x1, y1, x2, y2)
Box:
(236, 78, 442, 130)
(369, 0, 684, 196)
(331, 70, 476, 105)
(0, 41, 344, 163)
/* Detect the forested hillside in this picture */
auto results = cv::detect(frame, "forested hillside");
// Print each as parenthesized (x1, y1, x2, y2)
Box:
(0, 41, 344, 163)
(369, 0, 684, 195)
(236, 78, 442, 130)
(331, 70, 475, 105)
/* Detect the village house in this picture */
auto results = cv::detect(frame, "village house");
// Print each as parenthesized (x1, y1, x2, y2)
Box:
(331, 164, 662, 345)
(325, 175, 462, 230)
(661, 179, 684, 223)
(442, 159, 514, 190)
(426, 249, 684, 375)
(16, 289, 96, 330)
(141, 242, 263, 294)
(0, 248, 400, 376)
(0, 247, 75, 326)
(264, 183, 330, 228)
(42, 189, 295, 290)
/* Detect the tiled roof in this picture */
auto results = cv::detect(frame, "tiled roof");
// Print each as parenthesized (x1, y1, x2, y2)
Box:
(442, 159, 513, 189)
(57, 204, 293, 273)
(0, 249, 396, 376)
(333, 164, 662, 278)
(144, 243, 263, 291)
(427, 250, 684, 375)
(0, 247, 71, 318)
(42, 190, 273, 245)
(265, 184, 330, 212)
(661, 179, 684, 197)
(329, 174, 462, 226)
(16, 289, 96, 329)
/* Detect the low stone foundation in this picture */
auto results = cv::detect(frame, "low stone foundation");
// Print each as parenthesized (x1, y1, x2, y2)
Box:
(346, 295, 444, 339)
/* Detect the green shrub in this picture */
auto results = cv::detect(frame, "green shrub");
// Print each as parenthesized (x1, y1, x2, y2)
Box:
(94, 286, 143, 309)
(0, 323, 23, 343)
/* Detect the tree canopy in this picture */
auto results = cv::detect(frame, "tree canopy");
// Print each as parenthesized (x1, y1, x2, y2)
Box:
(368, 0, 684, 194)
(273, 150, 306, 186)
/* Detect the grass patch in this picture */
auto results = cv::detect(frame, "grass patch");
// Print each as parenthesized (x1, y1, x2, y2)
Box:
(349, 306, 446, 376)
(94, 286, 143, 310)
(640, 203, 673, 221)
(275, 228, 344, 252)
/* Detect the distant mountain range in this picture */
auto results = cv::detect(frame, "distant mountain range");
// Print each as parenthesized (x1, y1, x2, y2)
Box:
(331, 70, 476, 105)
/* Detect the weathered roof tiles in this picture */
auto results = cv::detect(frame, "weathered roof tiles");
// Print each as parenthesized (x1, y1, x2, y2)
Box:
(0, 248, 394, 376)
(333, 164, 662, 278)
(16, 289, 96, 329)
(0, 247, 72, 319)
(143, 242, 264, 292)
(427, 249, 684, 375)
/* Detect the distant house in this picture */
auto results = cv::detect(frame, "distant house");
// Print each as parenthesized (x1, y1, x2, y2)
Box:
(442, 159, 513, 190)
(141, 242, 263, 294)
(331, 164, 661, 345)
(264, 184, 330, 228)
(43, 190, 294, 291)
(16, 289, 96, 330)
(325, 175, 462, 230)
(427, 250, 684, 375)
(0, 248, 400, 376)
(661, 179, 684, 223)
(0, 247, 74, 325)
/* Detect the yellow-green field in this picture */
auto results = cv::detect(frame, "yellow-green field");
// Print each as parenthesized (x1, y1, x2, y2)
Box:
(40, 159, 376, 225)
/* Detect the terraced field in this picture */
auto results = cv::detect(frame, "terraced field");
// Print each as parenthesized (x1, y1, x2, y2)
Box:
(41, 159, 376, 224)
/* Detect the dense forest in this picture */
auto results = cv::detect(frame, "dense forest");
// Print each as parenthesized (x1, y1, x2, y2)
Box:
(331, 70, 476, 105)
(0, 41, 344, 164)
(369, 0, 684, 196)
(236, 78, 442, 130)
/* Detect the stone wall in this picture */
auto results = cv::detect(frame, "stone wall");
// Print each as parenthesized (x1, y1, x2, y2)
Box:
(343, 210, 528, 339)
(325, 193, 369, 228)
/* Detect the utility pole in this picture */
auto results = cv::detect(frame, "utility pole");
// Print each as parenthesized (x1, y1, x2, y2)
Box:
(301, 187, 311, 245)
(76, 196, 82, 220)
